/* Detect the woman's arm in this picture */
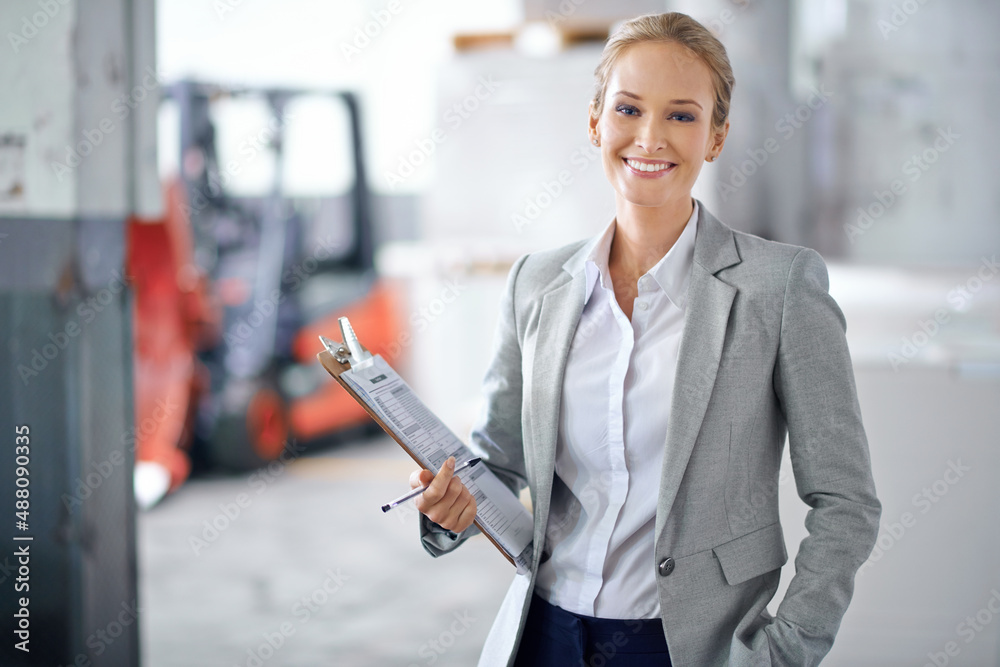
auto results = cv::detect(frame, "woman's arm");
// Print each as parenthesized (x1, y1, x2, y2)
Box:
(764, 247, 882, 666)
(418, 253, 531, 557)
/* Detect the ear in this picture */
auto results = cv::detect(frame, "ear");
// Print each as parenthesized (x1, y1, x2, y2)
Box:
(588, 99, 600, 143)
(708, 118, 730, 159)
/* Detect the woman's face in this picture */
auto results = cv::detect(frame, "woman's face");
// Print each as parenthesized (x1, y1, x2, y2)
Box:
(590, 40, 727, 211)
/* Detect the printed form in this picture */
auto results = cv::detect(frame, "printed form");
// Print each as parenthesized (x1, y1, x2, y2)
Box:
(341, 355, 534, 573)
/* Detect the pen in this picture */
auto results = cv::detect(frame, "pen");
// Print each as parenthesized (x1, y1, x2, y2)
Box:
(381, 457, 481, 513)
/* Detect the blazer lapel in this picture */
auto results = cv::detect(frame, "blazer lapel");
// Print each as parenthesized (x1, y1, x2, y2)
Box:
(527, 257, 588, 563)
(656, 205, 741, 535)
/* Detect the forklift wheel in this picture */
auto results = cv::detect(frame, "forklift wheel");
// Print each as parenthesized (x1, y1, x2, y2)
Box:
(210, 379, 291, 471)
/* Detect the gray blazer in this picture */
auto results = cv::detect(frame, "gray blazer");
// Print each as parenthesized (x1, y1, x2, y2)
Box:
(421, 201, 881, 666)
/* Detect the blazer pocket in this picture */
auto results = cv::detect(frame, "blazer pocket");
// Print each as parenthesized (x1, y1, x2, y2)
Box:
(713, 522, 788, 586)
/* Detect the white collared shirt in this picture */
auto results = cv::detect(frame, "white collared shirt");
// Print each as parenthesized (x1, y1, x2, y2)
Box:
(535, 200, 699, 619)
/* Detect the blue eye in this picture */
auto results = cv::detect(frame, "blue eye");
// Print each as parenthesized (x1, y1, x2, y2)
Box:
(670, 113, 695, 122)
(616, 104, 639, 116)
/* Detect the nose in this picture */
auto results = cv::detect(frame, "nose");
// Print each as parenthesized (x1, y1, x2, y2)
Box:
(634, 117, 667, 154)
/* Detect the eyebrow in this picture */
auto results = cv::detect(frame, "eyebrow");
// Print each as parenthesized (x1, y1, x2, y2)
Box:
(614, 90, 703, 110)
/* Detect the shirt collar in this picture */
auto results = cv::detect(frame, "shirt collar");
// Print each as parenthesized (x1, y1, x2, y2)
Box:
(583, 199, 699, 311)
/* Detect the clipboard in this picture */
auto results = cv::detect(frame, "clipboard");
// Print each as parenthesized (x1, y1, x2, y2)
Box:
(316, 317, 534, 573)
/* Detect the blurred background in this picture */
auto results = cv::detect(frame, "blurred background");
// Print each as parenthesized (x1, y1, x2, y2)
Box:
(1, 0, 998, 665)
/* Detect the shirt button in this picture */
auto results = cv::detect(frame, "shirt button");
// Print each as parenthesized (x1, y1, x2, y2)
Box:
(636, 301, 648, 311)
(658, 557, 675, 576)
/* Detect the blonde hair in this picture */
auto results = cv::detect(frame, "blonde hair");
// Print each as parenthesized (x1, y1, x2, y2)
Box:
(591, 12, 735, 132)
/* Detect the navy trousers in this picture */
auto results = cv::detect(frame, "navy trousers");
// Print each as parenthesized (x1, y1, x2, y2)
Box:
(513, 593, 672, 667)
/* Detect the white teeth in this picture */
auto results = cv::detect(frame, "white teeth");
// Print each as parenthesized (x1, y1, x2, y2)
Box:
(626, 159, 672, 172)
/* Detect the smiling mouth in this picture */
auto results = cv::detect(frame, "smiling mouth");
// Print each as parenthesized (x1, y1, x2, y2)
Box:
(623, 158, 675, 173)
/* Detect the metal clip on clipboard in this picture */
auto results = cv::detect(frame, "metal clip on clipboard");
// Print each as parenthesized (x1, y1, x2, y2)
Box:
(316, 317, 534, 574)
(319, 316, 373, 368)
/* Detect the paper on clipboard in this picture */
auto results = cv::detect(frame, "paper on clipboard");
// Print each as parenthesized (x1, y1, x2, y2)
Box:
(317, 325, 534, 574)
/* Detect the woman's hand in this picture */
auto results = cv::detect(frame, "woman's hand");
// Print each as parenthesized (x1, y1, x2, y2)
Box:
(411, 457, 478, 533)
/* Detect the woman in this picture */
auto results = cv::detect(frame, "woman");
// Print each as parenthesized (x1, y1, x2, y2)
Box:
(411, 12, 880, 667)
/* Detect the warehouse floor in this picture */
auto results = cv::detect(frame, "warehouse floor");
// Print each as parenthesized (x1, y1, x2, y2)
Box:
(138, 434, 513, 667)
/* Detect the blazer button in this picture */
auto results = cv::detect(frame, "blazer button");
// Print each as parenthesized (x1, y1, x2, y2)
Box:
(658, 557, 675, 577)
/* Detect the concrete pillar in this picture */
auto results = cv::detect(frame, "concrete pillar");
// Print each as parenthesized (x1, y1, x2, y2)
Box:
(0, 0, 158, 664)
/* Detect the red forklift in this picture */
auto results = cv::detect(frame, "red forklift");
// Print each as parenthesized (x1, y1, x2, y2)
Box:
(128, 82, 402, 507)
